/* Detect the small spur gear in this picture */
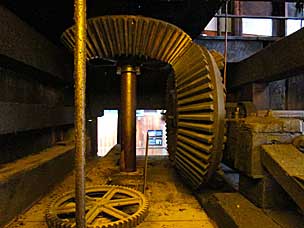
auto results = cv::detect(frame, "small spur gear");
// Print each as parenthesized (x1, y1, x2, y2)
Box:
(45, 185, 149, 228)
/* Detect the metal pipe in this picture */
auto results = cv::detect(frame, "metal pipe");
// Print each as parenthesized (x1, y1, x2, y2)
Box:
(232, 0, 242, 36)
(143, 131, 149, 194)
(120, 65, 137, 172)
(74, 0, 86, 226)
(215, 14, 304, 20)
(223, 0, 229, 86)
(217, 8, 222, 36)
(272, 1, 286, 37)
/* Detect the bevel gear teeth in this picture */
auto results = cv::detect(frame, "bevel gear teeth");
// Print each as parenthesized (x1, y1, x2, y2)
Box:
(62, 15, 225, 190)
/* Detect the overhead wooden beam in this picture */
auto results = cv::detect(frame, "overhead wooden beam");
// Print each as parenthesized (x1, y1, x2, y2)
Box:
(228, 28, 304, 89)
(0, 102, 74, 135)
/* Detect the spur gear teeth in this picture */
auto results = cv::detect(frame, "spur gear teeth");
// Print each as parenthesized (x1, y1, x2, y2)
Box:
(45, 185, 149, 228)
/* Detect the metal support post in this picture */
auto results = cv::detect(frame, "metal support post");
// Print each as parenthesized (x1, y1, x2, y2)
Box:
(232, 0, 242, 36)
(143, 131, 149, 194)
(74, 0, 87, 227)
(119, 65, 138, 172)
(272, 1, 285, 37)
(217, 8, 222, 36)
(223, 0, 229, 87)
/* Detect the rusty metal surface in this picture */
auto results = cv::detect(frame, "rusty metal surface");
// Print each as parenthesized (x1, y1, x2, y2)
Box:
(45, 185, 149, 228)
(62, 16, 192, 63)
(120, 65, 137, 172)
(174, 44, 226, 186)
(62, 15, 226, 189)
(73, 0, 87, 227)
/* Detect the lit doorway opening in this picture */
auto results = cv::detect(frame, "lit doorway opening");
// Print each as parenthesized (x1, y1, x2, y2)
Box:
(97, 110, 118, 156)
(136, 110, 167, 156)
(97, 109, 168, 157)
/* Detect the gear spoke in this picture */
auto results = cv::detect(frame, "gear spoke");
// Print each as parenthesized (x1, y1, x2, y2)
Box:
(85, 195, 97, 203)
(55, 202, 97, 215)
(102, 205, 130, 220)
(86, 205, 101, 224)
(108, 197, 140, 207)
(46, 185, 148, 227)
(102, 187, 117, 200)
(55, 204, 76, 215)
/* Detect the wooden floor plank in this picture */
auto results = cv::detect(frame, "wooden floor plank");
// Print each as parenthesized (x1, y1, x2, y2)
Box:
(261, 144, 304, 212)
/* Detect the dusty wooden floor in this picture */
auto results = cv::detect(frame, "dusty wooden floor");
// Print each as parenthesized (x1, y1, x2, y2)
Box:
(6, 146, 216, 228)
(137, 157, 216, 228)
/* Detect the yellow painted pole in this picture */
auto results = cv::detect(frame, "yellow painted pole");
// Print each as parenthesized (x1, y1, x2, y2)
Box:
(74, 0, 86, 227)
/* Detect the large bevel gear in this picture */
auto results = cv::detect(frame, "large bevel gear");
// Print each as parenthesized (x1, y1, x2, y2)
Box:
(45, 185, 149, 228)
(62, 15, 226, 189)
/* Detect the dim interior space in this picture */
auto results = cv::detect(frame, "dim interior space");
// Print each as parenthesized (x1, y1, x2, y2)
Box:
(0, 0, 304, 227)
